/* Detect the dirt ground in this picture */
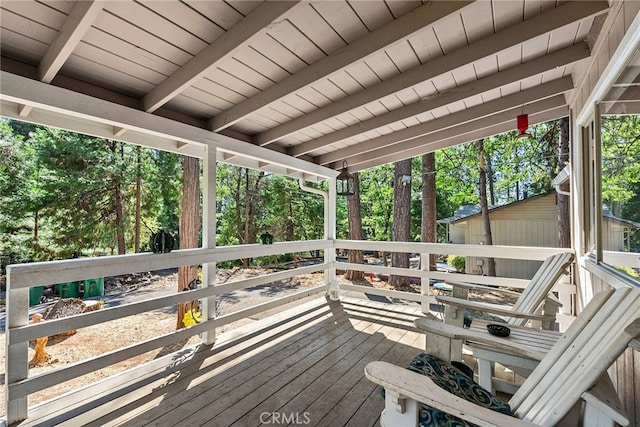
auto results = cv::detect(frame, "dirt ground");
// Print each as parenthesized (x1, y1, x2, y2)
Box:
(0, 267, 330, 414)
(0, 267, 510, 416)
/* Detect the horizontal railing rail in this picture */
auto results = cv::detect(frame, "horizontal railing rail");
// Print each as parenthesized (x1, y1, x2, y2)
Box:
(4, 240, 332, 423)
(334, 240, 575, 313)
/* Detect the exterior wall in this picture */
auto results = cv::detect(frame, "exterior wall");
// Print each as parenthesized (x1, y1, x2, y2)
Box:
(451, 195, 560, 279)
(603, 220, 629, 252)
(588, 271, 640, 427)
(449, 194, 630, 278)
(448, 223, 465, 244)
(569, 3, 640, 423)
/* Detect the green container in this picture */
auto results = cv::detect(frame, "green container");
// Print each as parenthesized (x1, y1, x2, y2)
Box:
(29, 286, 44, 306)
(59, 281, 80, 298)
(83, 277, 104, 298)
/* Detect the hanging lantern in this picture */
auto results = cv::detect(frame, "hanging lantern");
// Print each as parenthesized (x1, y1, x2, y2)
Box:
(517, 113, 531, 139)
(336, 160, 355, 196)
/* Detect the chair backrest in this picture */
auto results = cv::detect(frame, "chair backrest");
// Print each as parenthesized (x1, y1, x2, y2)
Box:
(508, 252, 574, 326)
(510, 287, 640, 425)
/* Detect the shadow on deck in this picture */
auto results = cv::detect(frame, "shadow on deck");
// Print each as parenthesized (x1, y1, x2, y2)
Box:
(20, 297, 425, 426)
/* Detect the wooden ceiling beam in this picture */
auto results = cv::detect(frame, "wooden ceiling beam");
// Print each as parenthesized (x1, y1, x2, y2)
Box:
(348, 106, 569, 173)
(317, 77, 573, 166)
(294, 42, 588, 158)
(142, 1, 299, 113)
(327, 95, 568, 172)
(258, 0, 608, 147)
(18, 104, 32, 117)
(38, 1, 105, 83)
(210, 1, 474, 132)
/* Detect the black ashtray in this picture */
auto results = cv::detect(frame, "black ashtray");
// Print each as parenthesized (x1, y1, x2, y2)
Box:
(487, 324, 510, 337)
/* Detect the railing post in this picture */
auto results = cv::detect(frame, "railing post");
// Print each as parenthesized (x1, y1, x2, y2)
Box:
(558, 263, 575, 316)
(5, 268, 30, 424)
(420, 252, 430, 315)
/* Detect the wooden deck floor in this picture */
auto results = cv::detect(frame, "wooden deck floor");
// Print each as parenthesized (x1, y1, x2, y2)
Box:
(21, 296, 425, 427)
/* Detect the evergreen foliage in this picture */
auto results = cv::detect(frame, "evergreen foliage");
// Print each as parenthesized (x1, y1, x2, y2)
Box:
(1, 115, 638, 268)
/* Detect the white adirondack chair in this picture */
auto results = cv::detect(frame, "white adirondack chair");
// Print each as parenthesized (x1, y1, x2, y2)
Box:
(438, 251, 574, 331)
(365, 287, 640, 427)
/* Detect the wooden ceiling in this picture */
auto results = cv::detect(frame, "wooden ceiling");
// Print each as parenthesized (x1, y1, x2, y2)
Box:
(0, 1, 610, 173)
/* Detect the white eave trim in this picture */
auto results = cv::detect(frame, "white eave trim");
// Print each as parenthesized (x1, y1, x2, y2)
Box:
(575, 9, 640, 126)
(552, 164, 571, 187)
(0, 71, 337, 181)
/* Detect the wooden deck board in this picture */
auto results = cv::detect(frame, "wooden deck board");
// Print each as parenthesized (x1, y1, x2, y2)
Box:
(16, 296, 425, 427)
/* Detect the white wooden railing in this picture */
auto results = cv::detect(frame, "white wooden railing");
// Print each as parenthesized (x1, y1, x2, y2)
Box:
(335, 240, 574, 315)
(3, 240, 575, 424)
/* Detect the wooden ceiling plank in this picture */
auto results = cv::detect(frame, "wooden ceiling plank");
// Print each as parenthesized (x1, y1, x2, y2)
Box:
(432, 12, 468, 55)
(0, 30, 48, 63)
(339, 106, 569, 172)
(1, 1, 68, 28)
(316, 78, 571, 164)
(386, 1, 423, 20)
(312, 1, 376, 43)
(63, 55, 155, 95)
(142, 1, 299, 113)
(386, 40, 420, 73)
(347, 0, 393, 33)
(257, 0, 608, 146)
(290, 42, 588, 157)
(492, 0, 525, 33)
(1, 9, 59, 46)
(92, 12, 191, 65)
(38, 1, 105, 83)
(408, 27, 443, 64)
(82, 27, 177, 77)
(139, 1, 224, 44)
(460, 1, 494, 42)
(268, 19, 327, 65)
(106, 2, 207, 56)
(287, 3, 347, 54)
(211, 1, 474, 131)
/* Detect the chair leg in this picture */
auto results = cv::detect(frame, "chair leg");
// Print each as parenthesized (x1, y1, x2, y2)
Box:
(382, 390, 420, 427)
(477, 358, 494, 393)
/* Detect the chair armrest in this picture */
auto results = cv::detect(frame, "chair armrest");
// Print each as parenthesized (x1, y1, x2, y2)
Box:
(364, 361, 540, 427)
(445, 280, 522, 297)
(414, 317, 546, 361)
(446, 281, 563, 308)
(436, 296, 557, 323)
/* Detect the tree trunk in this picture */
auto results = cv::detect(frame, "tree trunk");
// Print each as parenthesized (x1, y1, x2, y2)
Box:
(134, 146, 142, 253)
(558, 117, 571, 248)
(345, 172, 364, 281)
(177, 155, 200, 329)
(477, 139, 496, 276)
(390, 159, 412, 287)
(486, 151, 496, 206)
(113, 142, 125, 255)
(421, 153, 437, 272)
(243, 170, 251, 268)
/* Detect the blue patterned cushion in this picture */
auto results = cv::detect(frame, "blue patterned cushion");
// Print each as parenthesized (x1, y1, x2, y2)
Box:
(463, 308, 507, 328)
(407, 352, 512, 427)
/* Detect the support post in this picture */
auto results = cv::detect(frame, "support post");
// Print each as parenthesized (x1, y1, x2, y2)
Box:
(327, 177, 339, 300)
(201, 144, 217, 345)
